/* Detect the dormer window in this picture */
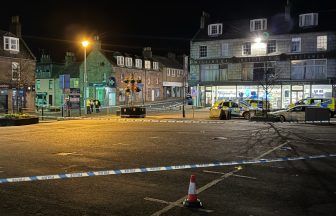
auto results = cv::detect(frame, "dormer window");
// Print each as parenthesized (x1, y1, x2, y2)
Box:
(4, 36, 19, 52)
(125, 57, 132, 67)
(145, 60, 151, 69)
(153, 62, 159, 70)
(208, 24, 222, 36)
(117, 56, 124, 66)
(135, 59, 142, 68)
(299, 13, 318, 27)
(250, 19, 267, 32)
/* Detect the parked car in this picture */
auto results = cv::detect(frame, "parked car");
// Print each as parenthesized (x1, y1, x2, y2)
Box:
(210, 100, 259, 120)
(288, 97, 335, 117)
(269, 105, 314, 122)
(243, 99, 271, 109)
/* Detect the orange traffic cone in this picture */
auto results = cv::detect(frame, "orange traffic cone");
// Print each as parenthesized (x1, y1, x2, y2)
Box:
(182, 175, 203, 208)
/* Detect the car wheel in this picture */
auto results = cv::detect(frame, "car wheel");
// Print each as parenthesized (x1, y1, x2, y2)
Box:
(279, 115, 286, 123)
(330, 111, 335, 118)
(243, 112, 250, 120)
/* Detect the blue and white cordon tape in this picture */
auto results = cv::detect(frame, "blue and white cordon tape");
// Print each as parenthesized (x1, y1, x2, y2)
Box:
(0, 153, 335, 184)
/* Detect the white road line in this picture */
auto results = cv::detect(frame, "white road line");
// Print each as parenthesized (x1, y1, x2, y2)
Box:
(232, 174, 257, 180)
(150, 140, 290, 216)
(144, 197, 214, 213)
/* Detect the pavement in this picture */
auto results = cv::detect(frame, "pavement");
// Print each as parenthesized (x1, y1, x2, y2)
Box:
(0, 113, 336, 215)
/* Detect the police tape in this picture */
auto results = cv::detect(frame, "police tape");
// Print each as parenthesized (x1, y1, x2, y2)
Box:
(0, 153, 335, 184)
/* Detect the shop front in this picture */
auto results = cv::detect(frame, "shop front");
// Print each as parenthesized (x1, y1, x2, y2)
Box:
(191, 83, 333, 109)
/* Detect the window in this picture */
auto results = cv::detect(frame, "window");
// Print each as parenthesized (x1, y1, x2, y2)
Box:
(125, 57, 132, 67)
(250, 19, 267, 31)
(291, 37, 301, 53)
(135, 59, 142, 68)
(199, 45, 207, 58)
(156, 77, 159, 84)
(291, 59, 327, 80)
(208, 24, 223, 36)
(172, 69, 176, 77)
(117, 56, 124, 66)
(167, 68, 171, 76)
(221, 43, 229, 57)
(36, 80, 41, 90)
(4, 36, 19, 52)
(242, 42, 251, 55)
(317, 35, 327, 51)
(299, 13, 318, 27)
(12, 62, 20, 80)
(267, 40, 276, 54)
(49, 80, 53, 90)
(200, 64, 221, 81)
(153, 62, 159, 70)
(145, 60, 151, 69)
(177, 70, 180, 77)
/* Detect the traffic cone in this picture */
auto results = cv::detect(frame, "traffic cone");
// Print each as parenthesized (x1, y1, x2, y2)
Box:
(182, 175, 203, 208)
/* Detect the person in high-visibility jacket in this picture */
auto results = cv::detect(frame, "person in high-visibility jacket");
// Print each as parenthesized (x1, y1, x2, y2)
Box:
(86, 98, 91, 114)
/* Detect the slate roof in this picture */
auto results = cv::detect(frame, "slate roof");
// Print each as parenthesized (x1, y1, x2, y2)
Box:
(0, 30, 35, 60)
(100, 49, 183, 69)
(192, 11, 336, 42)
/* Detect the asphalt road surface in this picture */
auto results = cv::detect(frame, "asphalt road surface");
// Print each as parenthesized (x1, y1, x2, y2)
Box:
(0, 119, 336, 216)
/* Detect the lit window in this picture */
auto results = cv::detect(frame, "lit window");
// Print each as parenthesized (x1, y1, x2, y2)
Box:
(12, 62, 20, 80)
(117, 56, 124, 66)
(221, 43, 229, 57)
(172, 69, 176, 77)
(156, 77, 159, 84)
(125, 57, 132, 67)
(250, 19, 267, 32)
(49, 80, 53, 90)
(167, 68, 171, 76)
(317, 35, 327, 51)
(145, 60, 151, 69)
(291, 37, 301, 53)
(199, 45, 207, 58)
(153, 62, 159, 70)
(242, 42, 251, 55)
(208, 24, 223, 36)
(299, 13, 318, 27)
(4, 36, 19, 52)
(267, 40, 276, 54)
(36, 80, 41, 90)
(135, 59, 142, 68)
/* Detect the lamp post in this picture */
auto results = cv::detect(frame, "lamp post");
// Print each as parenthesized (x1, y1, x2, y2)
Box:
(82, 40, 89, 114)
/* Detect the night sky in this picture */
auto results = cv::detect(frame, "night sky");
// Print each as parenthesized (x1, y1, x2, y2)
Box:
(0, 0, 334, 62)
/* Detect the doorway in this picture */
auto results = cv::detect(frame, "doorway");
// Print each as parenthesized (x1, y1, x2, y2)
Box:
(49, 95, 53, 106)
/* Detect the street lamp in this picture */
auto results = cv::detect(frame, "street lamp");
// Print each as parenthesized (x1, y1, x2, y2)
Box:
(82, 40, 89, 114)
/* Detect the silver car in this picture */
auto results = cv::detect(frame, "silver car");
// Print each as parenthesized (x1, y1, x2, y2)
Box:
(269, 105, 314, 122)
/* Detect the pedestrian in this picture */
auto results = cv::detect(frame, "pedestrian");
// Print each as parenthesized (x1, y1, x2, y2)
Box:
(95, 99, 100, 113)
(86, 99, 91, 114)
(90, 99, 94, 113)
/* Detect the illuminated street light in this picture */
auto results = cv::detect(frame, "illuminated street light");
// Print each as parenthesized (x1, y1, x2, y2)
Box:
(82, 40, 90, 114)
(255, 37, 262, 43)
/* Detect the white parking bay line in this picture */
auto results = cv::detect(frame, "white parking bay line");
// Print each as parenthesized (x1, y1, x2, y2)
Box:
(149, 141, 290, 216)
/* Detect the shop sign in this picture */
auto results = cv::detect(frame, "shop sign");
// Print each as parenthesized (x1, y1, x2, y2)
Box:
(292, 85, 303, 91)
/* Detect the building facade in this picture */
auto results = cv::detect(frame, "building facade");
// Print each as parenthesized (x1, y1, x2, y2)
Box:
(189, 6, 336, 108)
(36, 52, 80, 108)
(0, 16, 36, 113)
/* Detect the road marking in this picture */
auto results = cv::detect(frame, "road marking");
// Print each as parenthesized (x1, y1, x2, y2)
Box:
(144, 197, 214, 213)
(203, 170, 257, 179)
(1, 152, 335, 184)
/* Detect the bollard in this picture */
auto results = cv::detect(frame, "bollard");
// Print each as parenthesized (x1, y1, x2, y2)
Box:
(192, 106, 195, 119)
(41, 106, 44, 121)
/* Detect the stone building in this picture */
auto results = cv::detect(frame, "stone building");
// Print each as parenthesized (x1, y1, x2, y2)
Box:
(0, 16, 36, 113)
(189, 2, 336, 108)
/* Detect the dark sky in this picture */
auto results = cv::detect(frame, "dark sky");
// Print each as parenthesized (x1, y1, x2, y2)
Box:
(0, 0, 334, 62)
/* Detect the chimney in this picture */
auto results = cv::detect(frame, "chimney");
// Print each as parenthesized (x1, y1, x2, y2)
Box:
(65, 52, 76, 66)
(285, 0, 291, 21)
(40, 54, 51, 63)
(10, 16, 22, 37)
(93, 35, 101, 50)
(200, 11, 210, 29)
(167, 52, 176, 60)
(143, 47, 152, 58)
